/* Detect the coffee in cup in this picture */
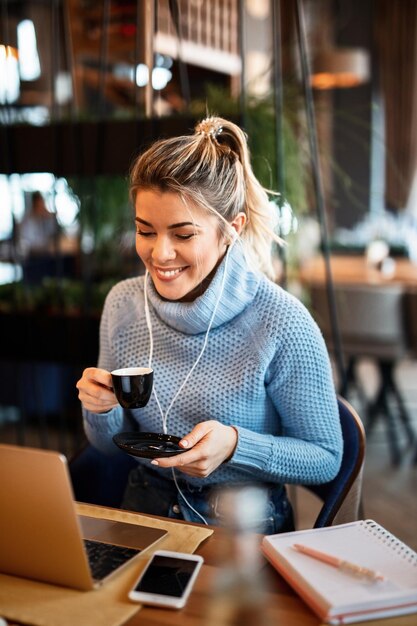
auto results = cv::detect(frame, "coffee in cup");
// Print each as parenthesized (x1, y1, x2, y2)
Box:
(111, 367, 153, 409)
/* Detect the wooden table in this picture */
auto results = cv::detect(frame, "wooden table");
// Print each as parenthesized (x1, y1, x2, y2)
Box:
(4, 501, 415, 626)
(125, 516, 416, 626)
(298, 253, 417, 362)
(299, 254, 417, 288)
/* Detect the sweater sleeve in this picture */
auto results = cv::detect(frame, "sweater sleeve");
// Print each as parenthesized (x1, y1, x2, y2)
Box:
(228, 295, 343, 485)
(83, 405, 131, 455)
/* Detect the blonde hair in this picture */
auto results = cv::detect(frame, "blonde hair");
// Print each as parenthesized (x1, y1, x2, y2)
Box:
(129, 116, 282, 278)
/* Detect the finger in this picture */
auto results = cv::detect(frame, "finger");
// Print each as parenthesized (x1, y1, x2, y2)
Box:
(78, 381, 110, 397)
(80, 396, 117, 411)
(172, 467, 202, 478)
(80, 395, 118, 412)
(78, 389, 117, 406)
(78, 386, 118, 413)
(81, 404, 118, 414)
(78, 371, 116, 397)
(83, 367, 113, 390)
(179, 421, 215, 449)
(172, 463, 212, 479)
(151, 447, 203, 468)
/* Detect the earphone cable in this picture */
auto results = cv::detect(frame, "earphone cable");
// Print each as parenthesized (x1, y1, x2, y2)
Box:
(143, 242, 235, 525)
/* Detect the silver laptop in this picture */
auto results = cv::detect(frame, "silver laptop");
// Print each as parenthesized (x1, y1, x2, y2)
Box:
(0, 444, 167, 591)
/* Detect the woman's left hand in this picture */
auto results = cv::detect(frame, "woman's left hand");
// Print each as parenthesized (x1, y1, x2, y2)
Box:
(151, 420, 238, 478)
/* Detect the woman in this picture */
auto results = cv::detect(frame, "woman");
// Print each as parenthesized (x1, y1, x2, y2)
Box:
(77, 116, 342, 533)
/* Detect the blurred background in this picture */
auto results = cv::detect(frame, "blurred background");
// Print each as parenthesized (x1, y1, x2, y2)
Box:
(0, 0, 416, 545)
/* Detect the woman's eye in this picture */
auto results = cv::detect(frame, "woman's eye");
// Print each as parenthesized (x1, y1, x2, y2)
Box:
(135, 229, 194, 239)
(176, 233, 194, 240)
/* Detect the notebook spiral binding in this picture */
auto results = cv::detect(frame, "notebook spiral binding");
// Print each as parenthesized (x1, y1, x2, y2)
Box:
(363, 519, 417, 566)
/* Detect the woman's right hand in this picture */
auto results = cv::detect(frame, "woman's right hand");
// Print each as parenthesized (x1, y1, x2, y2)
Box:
(76, 367, 118, 413)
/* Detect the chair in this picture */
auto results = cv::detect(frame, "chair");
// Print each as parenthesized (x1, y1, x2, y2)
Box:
(404, 288, 417, 356)
(69, 444, 136, 508)
(404, 288, 417, 464)
(302, 396, 366, 528)
(310, 283, 415, 465)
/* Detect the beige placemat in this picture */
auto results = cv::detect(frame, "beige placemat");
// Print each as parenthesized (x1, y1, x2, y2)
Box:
(0, 503, 213, 626)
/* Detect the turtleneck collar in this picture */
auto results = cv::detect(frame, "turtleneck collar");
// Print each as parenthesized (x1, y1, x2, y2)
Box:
(145, 242, 261, 335)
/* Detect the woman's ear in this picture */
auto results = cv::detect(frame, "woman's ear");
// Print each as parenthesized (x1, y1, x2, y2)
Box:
(229, 212, 246, 237)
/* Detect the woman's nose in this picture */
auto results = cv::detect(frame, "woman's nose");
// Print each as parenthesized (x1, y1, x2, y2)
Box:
(151, 237, 176, 262)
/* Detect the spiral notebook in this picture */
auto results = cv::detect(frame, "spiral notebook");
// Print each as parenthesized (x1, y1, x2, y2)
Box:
(262, 519, 417, 625)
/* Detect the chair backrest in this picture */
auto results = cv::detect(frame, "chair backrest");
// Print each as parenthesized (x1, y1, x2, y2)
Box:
(69, 444, 136, 508)
(306, 396, 366, 528)
(405, 287, 417, 357)
(310, 283, 407, 358)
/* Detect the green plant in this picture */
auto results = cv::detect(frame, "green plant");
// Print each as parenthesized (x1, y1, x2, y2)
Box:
(190, 84, 309, 216)
(66, 175, 135, 279)
(0, 277, 117, 315)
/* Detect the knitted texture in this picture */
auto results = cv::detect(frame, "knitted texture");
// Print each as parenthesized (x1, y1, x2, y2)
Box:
(84, 244, 342, 488)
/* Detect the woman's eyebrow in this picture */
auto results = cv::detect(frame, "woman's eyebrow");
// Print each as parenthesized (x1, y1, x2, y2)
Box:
(135, 217, 200, 229)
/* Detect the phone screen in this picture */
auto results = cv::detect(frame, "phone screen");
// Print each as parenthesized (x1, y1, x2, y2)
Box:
(134, 555, 200, 598)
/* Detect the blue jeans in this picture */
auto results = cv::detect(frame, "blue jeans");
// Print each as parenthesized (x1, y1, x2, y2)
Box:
(122, 463, 294, 535)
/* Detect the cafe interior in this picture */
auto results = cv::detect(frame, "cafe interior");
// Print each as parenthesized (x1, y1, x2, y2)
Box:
(0, 0, 416, 621)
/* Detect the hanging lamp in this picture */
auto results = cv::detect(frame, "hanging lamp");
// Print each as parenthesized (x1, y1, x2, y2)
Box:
(311, 47, 370, 89)
(0, 44, 20, 103)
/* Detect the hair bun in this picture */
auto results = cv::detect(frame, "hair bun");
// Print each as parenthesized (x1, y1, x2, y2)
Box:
(195, 118, 223, 139)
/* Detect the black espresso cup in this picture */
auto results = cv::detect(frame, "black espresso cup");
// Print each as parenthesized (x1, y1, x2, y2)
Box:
(111, 367, 153, 409)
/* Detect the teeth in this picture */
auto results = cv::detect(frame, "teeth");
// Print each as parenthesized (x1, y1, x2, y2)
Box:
(156, 267, 184, 277)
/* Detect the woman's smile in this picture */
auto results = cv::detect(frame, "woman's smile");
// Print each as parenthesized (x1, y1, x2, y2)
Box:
(153, 266, 188, 280)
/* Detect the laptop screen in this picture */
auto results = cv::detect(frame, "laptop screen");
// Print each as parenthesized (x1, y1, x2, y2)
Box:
(0, 444, 166, 590)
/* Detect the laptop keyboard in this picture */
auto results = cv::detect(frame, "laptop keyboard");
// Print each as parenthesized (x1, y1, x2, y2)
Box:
(84, 539, 140, 581)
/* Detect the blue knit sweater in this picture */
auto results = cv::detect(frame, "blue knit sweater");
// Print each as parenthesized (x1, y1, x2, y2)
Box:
(83, 243, 342, 488)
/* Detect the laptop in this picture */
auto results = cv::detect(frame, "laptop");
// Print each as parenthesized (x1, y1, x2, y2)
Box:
(0, 444, 167, 591)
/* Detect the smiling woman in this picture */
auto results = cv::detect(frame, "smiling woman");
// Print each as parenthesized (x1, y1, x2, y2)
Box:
(77, 115, 343, 533)
(134, 189, 244, 302)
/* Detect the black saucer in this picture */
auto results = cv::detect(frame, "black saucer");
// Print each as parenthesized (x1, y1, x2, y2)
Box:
(112, 432, 186, 459)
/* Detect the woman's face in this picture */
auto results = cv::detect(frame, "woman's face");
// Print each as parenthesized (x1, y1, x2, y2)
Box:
(135, 189, 229, 302)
